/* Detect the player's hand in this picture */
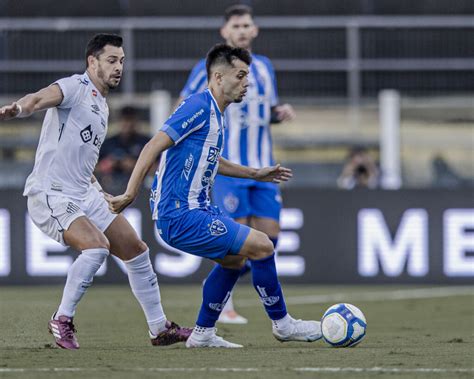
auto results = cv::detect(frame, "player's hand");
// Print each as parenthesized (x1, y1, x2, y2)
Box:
(274, 104, 295, 122)
(105, 192, 134, 214)
(0, 102, 22, 121)
(254, 164, 292, 183)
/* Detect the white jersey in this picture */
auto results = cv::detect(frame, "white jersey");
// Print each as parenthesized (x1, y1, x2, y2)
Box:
(24, 72, 109, 200)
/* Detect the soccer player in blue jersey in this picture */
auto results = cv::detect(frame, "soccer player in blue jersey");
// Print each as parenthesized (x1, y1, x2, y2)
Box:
(178, 4, 295, 324)
(108, 44, 321, 348)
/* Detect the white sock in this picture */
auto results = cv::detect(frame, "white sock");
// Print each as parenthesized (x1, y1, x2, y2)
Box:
(124, 249, 167, 335)
(56, 248, 109, 318)
(272, 313, 291, 330)
(221, 291, 235, 313)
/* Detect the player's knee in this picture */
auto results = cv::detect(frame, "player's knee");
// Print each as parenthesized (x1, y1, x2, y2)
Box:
(123, 239, 148, 260)
(248, 232, 274, 260)
(81, 233, 110, 251)
(221, 257, 247, 270)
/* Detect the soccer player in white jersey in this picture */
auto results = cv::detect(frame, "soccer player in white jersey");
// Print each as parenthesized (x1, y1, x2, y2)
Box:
(108, 44, 321, 348)
(0, 34, 191, 350)
(178, 4, 295, 324)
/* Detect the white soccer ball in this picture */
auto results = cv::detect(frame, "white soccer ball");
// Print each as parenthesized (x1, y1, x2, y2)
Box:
(321, 303, 367, 347)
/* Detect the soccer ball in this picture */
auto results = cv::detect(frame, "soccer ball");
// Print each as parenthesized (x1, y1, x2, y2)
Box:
(321, 303, 367, 347)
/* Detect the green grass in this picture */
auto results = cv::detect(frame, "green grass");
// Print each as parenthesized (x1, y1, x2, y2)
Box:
(0, 285, 473, 379)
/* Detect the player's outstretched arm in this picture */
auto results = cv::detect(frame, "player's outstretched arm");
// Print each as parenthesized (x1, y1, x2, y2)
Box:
(0, 85, 63, 121)
(106, 131, 174, 213)
(218, 157, 292, 183)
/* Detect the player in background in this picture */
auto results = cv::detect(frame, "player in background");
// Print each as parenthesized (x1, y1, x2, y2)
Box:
(178, 4, 295, 324)
(108, 44, 321, 348)
(0, 34, 191, 350)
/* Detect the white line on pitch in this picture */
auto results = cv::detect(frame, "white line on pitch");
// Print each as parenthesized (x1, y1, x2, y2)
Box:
(0, 367, 473, 374)
(236, 286, 473, 307)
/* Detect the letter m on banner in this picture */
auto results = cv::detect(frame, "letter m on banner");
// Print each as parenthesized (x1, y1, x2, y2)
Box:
(358, 209, 428, 277)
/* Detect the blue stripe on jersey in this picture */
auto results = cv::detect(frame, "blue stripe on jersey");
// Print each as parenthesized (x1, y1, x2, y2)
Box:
(152, 90, 224, 220)
(180, 54, 278, 169)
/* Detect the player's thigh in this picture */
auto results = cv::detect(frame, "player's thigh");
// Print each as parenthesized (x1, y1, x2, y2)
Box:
(104, 214, 147, 261)
(248, 183, 281, 231)
(64, 216, 110, 251)
(212, 176, 251, 219)
(157, 209, 250, 260)
(27, 192, 106, 250)
(237, 228, 274, 261)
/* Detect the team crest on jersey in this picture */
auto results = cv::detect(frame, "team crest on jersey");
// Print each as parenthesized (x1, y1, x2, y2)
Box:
(206, 146, 219, 164)
(80, 125, 93, 143)
(210, 219, 227, 236)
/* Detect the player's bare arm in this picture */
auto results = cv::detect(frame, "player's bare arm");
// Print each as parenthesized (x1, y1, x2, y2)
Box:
(0, 84, 63, 121)
(107, 131, 174, 213)
(218, 156, 292, 183)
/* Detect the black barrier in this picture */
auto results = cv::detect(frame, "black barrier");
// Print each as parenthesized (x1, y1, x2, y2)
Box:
(0, 189, 472, 284)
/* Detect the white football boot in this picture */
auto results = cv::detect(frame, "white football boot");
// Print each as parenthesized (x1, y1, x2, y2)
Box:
(185, 327, 243, 348)
(272, 315, 322, 342)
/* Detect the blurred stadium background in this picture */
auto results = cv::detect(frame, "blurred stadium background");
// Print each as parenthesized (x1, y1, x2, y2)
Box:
(0, 0, 472, 285)
(0, 1, 473, 377)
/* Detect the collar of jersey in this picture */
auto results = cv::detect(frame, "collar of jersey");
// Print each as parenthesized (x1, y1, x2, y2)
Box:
(206, 89, 223, 118)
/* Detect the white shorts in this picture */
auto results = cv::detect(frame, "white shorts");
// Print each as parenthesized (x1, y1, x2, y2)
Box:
(27, 186, 117, 246)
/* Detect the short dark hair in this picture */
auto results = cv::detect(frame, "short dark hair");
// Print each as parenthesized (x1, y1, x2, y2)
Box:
(120, 106, 139, 119)
(85, 33, 123, 67)
(224, 4, 253, 21)
(206, 43, 252, 79)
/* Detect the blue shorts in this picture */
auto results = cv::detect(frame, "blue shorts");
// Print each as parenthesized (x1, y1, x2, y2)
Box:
(156, 207, 251, 260)
(212, 175, 282, 221)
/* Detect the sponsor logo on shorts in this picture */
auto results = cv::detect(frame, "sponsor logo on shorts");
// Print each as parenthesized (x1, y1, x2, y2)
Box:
(210, 219, 227, 236)
(223, 193, 239, 214)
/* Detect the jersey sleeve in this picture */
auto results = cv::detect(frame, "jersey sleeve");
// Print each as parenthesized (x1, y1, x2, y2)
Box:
(54, 75, 84, 109)
(161, 96, 207, 145)
(179, 59, 208, 98)
(262, 56, 279, 107)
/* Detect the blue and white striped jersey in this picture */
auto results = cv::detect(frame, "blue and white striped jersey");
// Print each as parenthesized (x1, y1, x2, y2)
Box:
(151, 89, 224, 220)
(180, 54, 278, 169)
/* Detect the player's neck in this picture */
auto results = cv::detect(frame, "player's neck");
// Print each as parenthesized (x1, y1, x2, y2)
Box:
(86, 69, 109, 97)
(208, 86, 227, 113)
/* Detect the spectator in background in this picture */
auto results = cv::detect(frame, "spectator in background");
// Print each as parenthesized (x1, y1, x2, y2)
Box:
(96, 106, 150, 193)
(337, 146, 379, 189)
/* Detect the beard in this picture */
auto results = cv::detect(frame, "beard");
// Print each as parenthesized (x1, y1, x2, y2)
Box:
(97, 66, 119, 89)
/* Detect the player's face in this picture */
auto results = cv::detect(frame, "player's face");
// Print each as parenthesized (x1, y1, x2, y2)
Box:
(221, 14, 258, 50)
(95, 45, 125, 89)
(221, 59, 249, 103)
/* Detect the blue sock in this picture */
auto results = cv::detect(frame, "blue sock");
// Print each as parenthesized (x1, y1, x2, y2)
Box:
(250, 253, 287, 320)
(269, 237, 279, 249)
(196, 264, 241, 327)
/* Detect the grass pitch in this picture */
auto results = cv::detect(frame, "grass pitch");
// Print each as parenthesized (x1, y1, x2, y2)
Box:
(0, 284, 473, 379)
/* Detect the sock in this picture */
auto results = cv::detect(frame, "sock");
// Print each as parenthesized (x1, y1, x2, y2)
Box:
(56, 248, 109, 318)
(269, 237, 279, 249)
(196, 264, 241, 327)
(250, 253, 287, 320)
(124, 249, 167, 336)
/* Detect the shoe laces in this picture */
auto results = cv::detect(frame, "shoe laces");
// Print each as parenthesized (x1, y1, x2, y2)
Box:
(59, 320, 76, 340)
